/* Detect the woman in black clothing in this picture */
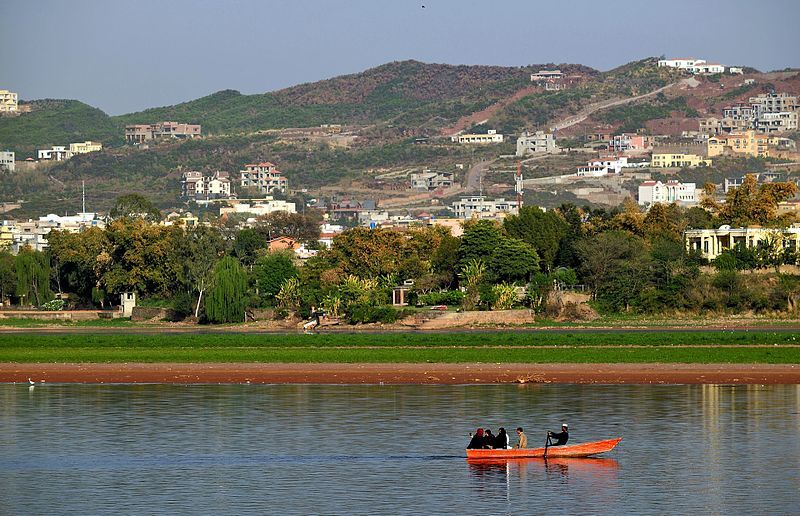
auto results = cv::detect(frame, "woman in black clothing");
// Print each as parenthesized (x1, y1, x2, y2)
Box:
(483, 429, 495, 448)
(494, 427, 509, 449)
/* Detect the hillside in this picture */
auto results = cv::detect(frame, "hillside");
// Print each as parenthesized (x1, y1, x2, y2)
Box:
(0, 100, 122, 156)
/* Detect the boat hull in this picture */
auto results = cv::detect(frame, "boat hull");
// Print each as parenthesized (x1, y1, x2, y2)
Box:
(466, 437, 622, 459)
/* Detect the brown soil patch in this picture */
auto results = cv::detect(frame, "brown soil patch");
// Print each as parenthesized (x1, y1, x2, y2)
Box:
(3, 363, 798, 385)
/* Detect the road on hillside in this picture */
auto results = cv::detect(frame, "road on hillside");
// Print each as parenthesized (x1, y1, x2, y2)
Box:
(465, 159, 496, 192)
(549, 78, 693, 132)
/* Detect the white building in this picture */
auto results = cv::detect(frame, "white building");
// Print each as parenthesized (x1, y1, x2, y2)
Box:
(685, 225, 800, 261)
(638, 180, 698, 206)
(218, 198, 296, 217)
(11, 212, 105, 253)
(181, 171, 232, 199)
(240, 162, 288, 194)
(38, 146, 68, 161)
(0, 90, 18, 112)
(657, 58, 725, 74)
(451, 130, 504, 144)
(0, 151, 14, 172)
(755, 111, 799, 133)
(516, 130, 558, 156)
(451, 196, 519, 219)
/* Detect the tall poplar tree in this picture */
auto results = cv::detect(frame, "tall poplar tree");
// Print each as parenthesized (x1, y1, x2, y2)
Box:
(15, 248, 52, 306)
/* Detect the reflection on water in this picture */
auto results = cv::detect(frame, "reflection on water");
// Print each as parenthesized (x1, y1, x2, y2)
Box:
(1, 383, 799, 514)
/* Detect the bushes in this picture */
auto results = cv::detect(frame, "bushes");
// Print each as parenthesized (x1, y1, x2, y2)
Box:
(347, 305, 401, 324)
(418, 290, 464, 306)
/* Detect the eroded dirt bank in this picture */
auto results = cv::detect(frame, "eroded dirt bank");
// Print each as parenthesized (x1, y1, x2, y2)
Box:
(3, 363, 799, 384)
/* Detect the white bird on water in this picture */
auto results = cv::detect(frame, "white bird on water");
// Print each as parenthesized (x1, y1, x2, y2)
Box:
(28, 378, 35, 385)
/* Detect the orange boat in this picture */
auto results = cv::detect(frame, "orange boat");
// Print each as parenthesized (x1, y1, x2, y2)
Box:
(466, 437, 622, 459)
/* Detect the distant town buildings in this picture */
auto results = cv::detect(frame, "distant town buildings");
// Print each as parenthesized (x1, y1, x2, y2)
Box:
(657, 58, 726, 74)
(180, 171, 232, 199)
(37, 146, 69, 161)
(219, 198, 296, 217)
(7, 212, 105, 253)
(239, 162, 288, 194)
(638, 180, 698, 206)
(707, 130, 770, 158)
(451, 196, 519, 219)
(68, 141, 103, 157)
(529, 70, 583, 90)
(451, 130, 504, 144)
(410, 171, 454, 191)
(0, 151, 14, 172)
(685, 225, 800, 261)
(0, 90, 18, 113)
(651, 145, 712, 168)
(608, 133, 653, 153)
(125, 122, 202, 143)
(516, 130, 557, 156)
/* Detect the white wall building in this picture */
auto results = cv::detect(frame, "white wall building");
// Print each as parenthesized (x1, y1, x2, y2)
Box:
(657, 58, 725, 74)
(218, 198, 296, 217)
(0, 151, 14, 172)
(451, 196, 519, 219)
(410, 171, 454, 191)
(638, 180, 698, 206)
(451, 130, 504, 144)
(38, 146, 68, 161)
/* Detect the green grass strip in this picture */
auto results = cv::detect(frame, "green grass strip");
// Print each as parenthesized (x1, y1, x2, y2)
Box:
(0, 332, 799, 363)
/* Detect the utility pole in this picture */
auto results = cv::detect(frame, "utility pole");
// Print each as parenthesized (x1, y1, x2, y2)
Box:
(515, 160, 524, 209)
(82, 180, 86, 214)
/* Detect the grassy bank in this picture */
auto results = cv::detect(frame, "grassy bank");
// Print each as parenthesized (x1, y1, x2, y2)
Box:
(1, 332, 799, 363)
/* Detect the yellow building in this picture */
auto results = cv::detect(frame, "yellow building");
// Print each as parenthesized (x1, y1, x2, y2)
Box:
(0, 222, 15, 250)
(0, 90, 18, 112)
(651, 152, 712, 168)
(707, 130, 769, 158)
(67, 141, 103, 158)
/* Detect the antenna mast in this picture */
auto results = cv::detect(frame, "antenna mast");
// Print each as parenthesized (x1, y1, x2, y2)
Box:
(82, 180, 86, 213)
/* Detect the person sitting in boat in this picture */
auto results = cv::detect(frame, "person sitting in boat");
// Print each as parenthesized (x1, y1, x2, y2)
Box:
(467, 428, 485, 449)
(483, 429, 495, 448)
(494, 427, 510, 449)
(515, 427, 527, 449)
(547, 423, 569, 446)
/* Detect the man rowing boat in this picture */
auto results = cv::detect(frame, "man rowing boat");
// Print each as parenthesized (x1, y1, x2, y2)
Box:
(547, 423, 569, 446)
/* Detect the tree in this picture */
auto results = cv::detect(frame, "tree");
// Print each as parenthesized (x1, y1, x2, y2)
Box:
(15, 247, 52, 306)
(233, 228, 267, 266)
(47, 228, 110, 304)
(490, 238, 539, 283)
(575, 231, 648, 294)
(255, 210, 322, 245)
(205, 256, 247, 323)
(252, 251, 298, 305)
(503, 206, 568, 271)
(181, 226, 226, 318)
(460, 258, 486, 311)
(459, 220, 502, 268)
(702, 174, 797, 226)
(0, 250, 16, 303)
(110, 194, 162, 222)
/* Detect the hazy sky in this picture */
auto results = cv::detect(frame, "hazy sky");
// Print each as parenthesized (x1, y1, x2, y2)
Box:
(2, 0, 798, 115)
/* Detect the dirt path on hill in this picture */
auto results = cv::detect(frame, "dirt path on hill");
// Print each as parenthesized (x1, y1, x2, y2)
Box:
(4, 363, 798, 385)
(440, 85, 541, 136)
(549, 80, 685, 132)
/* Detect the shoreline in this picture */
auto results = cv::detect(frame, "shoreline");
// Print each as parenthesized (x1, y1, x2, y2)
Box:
(3, 363, 799, 385)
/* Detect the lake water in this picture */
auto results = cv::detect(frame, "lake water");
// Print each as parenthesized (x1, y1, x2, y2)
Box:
(1, 383, 799, 514)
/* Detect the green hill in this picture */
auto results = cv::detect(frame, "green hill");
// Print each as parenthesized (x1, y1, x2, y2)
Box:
(0, 99, 122, 156)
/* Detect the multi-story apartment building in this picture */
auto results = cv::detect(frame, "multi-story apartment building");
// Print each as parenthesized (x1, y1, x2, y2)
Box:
(451, 196, 519, 219)
(67, 141, 102, 158)
(410, 171, 454, 191)
(10, 213, 104, 253)
(755, 111, 799, 133)
(451, 130, 504, 144)
(0, 90, 18, 112)
(218, 198, 297, 218)
(638, 180, 698, 206)
(37, 146, 68, 161)
(181, 171, 232, 199)
(698, 117, 722, 135)
(707, 130, 769, 158)
(516, 131, 557, 156)
(125, 122, 202, 143)
(609, 133, 652, 152)
(749, 93, 798, 114)
(0, 151, 14, 172)
(240, 162, 288, 194)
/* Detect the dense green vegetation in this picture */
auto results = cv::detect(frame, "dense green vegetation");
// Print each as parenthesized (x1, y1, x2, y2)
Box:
(1, 331, 798, 363)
